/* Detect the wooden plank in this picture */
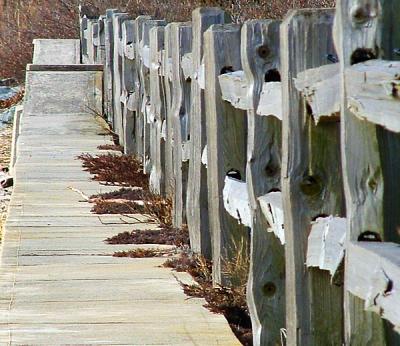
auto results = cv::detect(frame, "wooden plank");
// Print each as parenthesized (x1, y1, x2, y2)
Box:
(336, 0, 400, 344)
(186, 7, 227, 258)
(80, 16, 89, 63)
(96, 16, 106, 65)
(281, 9, 345, 345)
(241, 20, 285, 345)
(169, 22, 192, 228)
(294, 63, 340, 123)
(121, 20, 136, 154)
(149, 26, 167, 195)
(346, 242, 400, 333)
(204, 22, 249, 285)
(27, 65, 103, 72)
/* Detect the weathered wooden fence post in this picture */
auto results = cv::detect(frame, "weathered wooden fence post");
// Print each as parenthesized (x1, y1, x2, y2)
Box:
(281, 9, 345, 345)
(140, 19, 167, 172)
(204, 23, 249, 286)
(241, 20, 285, 345)
(149, 26, 167, 194)
(112, 12, 129, 143)
(133, 16, 152, 159)
(187, 8, 227, 258)
(121, 20, 136, 154)
(104, 9, 119, 123)
(169, 22, 192, 228)
(80, 16, 89, 63)
(336, 0, 400, 344)
(86, 19, 95, 63)
(95, 16, 106, 65)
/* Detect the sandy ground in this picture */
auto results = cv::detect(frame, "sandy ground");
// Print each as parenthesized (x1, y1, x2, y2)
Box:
(0, 124, 12, 240)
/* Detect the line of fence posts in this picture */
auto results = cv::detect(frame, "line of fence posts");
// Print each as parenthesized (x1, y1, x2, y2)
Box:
(80, 1, 400, 344)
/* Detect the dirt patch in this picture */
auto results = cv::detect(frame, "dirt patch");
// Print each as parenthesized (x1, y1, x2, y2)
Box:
(113, 248, 173, 258)
(106, 226, 190, 247)
(164, 252, 252, 345)
(77, 153, 148, 188)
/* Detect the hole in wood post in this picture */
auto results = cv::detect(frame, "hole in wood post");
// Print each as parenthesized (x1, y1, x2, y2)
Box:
(262, 282, 276, 297)
(384, 279, 393, 296)
(300, 175, 322, 196)
(391, 83, 399, 98)
(267, 188, 281, 193)
(257, 45, 270, 59)
(357, 231, 382, 242)
(350, 48, 377, 65)
(220, 66, 234, 75)
(264, 69, 281, 82)
(311, 214, 329, 221)
(226, 169, 242, 180)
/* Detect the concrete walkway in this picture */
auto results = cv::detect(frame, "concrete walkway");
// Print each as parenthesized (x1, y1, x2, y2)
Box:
(0, 40, 239, 345)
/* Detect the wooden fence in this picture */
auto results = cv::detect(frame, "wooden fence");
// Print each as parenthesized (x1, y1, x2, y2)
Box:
(79, 1, 400, 345)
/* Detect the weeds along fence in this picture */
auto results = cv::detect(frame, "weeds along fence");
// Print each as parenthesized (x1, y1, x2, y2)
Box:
(80, 1, 400, 345)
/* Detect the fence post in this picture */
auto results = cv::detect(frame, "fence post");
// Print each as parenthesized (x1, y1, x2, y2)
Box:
(169, 22, 192, 228)
(121, 20, 136, 154)
(241, 19, 285, 345)
(281, 9, 345, 345)
(104, 9, 119, 123)
(140, 19, 167, 173)
(96, 16, 106, 65)
(80, 16, 88, 64)
(204, 23, 249, 286)
(112, 13, 129, 144)
(187, 7, 227, 258)
(149, 26, 167, 194)
(336, 0, 400, 344)
(86, 19, 95, 63)
(133, 16, 152, 160)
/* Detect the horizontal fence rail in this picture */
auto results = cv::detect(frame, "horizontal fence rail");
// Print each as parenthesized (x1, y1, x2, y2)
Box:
(79, 1, 400, 344)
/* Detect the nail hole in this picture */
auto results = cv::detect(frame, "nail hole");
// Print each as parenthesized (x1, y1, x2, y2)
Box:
(264, 69, 281, 82)
(262, 282, 276, 297)
(351, 48, 377, 65)
(220, 66, 234, 75)
(358, 231, 382, 242)
(226, 169, 241, 180)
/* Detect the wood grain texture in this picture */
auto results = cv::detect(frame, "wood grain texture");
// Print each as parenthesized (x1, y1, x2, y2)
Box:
(149, 26, 166, 194)
(186, 8, 227, 258)
(169, 23, 192, 228)
(281, 9, 345, 345)
(241, 20, 285, 346)
(204, 23, 249, 285)
(336, 0, 400, 344)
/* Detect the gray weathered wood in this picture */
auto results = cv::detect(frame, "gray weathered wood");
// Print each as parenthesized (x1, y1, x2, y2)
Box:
(204, 23, 249, 285)
(336, 0, 400, 344)
(121, 20, 136, 154)
(281, 9, 345, 345)
(346, 242, 400, 333)
(186, 7, 227, 258)
(140, 20, 167, 173)
(181, 52, 193, 80)
(241, 20, 285, 345)
(112, 13, 129, 144)
(104, 9, 119, 123)
(149, 26, 167, 195)
(169, 22, 192, 228)
(133, 16, 152, 160)
(80, 16, 89, 63)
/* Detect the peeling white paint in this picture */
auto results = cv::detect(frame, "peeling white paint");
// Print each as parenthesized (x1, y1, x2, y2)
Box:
(258, 192, 285, 244)
(222, 176, 251, 227)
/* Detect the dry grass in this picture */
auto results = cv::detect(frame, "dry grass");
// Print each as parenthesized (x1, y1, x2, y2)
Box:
(113, 248, 173, 258)
(97, 144, 124, 152)
(0, 88, 24, 110)
(77, 153, 148, 188)
(91, 199, 145, 214)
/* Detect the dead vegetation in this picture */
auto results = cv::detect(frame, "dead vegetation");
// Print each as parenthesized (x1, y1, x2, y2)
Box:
(113, 248, 173, 258)
(77, 153, 148, 188)
(91, 199, 145, 214)
(164, 252, 252, 345)
(97, 144, 124, 152)
(0, 88, 24, 109)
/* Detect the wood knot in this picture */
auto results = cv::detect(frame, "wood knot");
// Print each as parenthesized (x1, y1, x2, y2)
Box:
(262, 282, 276, 297)
(257, 45, 270, 59)
(300, 175, 322, 196)
(350, 3, 379, 25)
